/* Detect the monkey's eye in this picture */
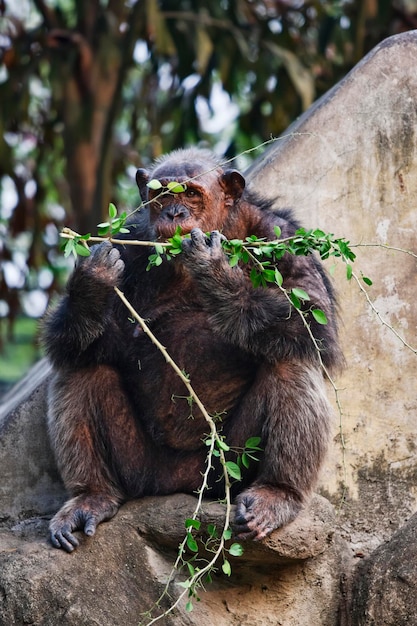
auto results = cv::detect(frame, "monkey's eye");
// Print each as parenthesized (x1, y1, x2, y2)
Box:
(185, 188, 201, 199)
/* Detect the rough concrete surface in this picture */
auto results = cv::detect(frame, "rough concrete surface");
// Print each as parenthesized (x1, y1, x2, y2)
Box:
(1, 30, 417, 626)
(249, 29, 417, 554)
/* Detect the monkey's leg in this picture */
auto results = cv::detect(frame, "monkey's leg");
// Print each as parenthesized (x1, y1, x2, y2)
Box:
(47, 366, 147, 552)
(232, 361, 331, 541)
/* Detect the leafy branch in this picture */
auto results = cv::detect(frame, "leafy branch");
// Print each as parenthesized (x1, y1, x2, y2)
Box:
(115, 287, 256, 622)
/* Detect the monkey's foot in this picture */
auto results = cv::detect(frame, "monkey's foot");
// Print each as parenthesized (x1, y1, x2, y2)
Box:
(49, 493, 121, 552)
(233, 484, 303, 541)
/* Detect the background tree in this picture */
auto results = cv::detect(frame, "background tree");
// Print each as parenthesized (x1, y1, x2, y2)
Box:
(0, 0, 416, 384)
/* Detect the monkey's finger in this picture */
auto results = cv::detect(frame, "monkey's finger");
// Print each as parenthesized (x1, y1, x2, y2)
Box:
(234, 516, 270, 541)
(208, 230, 225, 248)
(83, 516, 98, 537)
(95, 244, 120, 267)
(108, 247, 121, 263)
(234, 526, 259, 541)
(189, 228, 209, 249)
(50, 526, 80, 552)
(89, 241, 113, 259)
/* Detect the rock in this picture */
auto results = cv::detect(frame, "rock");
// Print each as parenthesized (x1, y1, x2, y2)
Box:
(0, 494, 344, 626)
(349, 512, 417, 625)
(0, 359, 63, 525)
(130, 492, 335, 564)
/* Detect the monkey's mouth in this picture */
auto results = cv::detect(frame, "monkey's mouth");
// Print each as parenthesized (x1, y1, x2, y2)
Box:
(156, 220, 192, 239)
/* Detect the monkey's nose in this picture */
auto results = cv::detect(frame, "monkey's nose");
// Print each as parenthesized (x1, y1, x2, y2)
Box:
(164, 207, 189, 221)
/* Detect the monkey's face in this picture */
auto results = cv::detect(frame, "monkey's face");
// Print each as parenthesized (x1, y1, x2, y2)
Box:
(147, 178, 227, 239)
(136, 158, 246, 240)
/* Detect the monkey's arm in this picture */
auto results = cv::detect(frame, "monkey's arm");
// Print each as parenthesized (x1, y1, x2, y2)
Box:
(42, 242, 124, 368)
(181, 229, 339, 367)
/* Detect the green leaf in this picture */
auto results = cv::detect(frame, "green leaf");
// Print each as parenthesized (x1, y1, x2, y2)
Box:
(362, 275, 373, 286)
(273, 225, 282, 238)
(274, 269, 283, 286)
(154, 243, 165, 255)
(292, 287, 310, 301)
(97, 221, 111, 229)
(245, 436, 262, 448)
(229, 254, 240, 268)
(185, 519, 201, 531)
(346, 264, 353, 280)
(167, 181, 186, 193)
(74, 242, 91, 257)
(222, 559, 231, 576)
(63, 239, 74, 258)
(241, 453, 250, 469)
(171, 233, 183, 247)
(108, 202, 117, 218)
(312, 309, 328, 325)
(250, 267, 262, 288)
(186, 533, 198, 553)
(177, 580, 192, 589)
(185, 600, 194, 612)
(223, 528, 232, 541)
(119, 228, 130, 234)
(225, 461, 241, 481)
(110, 220, 122, 234)
(216, 439, 230, 452)
(290, 292, 301, 309)
(262, 269, 276, 283)
(187, 562, 195, 577)
(147, 179, 163, 190)
(229, 543, 244, 557)
(207, 524, 218, 538)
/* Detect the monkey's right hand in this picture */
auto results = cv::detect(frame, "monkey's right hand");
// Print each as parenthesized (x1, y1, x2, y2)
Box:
(78, 241, 124, 285)
(69, 241, 125, 295)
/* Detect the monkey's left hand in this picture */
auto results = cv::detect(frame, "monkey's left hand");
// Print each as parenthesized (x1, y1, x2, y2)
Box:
(181, 228, 233, 276)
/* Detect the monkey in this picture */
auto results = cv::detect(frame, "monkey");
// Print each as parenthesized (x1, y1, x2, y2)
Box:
(42, 147, 342, 553)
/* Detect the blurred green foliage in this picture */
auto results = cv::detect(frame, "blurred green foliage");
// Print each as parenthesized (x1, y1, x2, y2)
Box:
(0, 317, 41, 392)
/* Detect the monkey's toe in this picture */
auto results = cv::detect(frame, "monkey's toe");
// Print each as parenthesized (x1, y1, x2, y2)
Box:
(50, 523, 80, 553)
(233, 485, 303, 541)
(49, 506, 98, 552)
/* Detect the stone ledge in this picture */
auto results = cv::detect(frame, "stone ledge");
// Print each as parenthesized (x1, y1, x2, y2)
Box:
(0, 493, 341, 626)
(134, 492, 335, 565)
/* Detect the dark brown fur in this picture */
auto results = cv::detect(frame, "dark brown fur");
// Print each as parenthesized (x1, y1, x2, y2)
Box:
(43, 148, 342, 552)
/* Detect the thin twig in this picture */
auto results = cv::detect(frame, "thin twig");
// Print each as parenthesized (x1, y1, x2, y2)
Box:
(114, 287, 233, 625)
(351, 242, 417, 259)
(351, 271, 417, 354)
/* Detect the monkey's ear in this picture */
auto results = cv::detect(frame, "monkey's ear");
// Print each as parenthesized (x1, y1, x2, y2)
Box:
(136, 168, 150, 203)
(220, 169, 245, 203)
